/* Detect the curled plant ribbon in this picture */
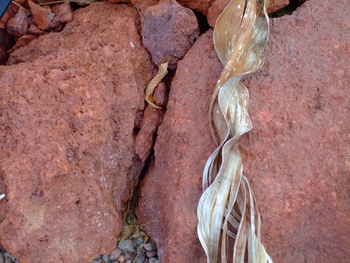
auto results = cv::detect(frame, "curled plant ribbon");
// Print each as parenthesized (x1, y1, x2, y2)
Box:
(197, 0, 272, 262)
(145, 61, 169, 109)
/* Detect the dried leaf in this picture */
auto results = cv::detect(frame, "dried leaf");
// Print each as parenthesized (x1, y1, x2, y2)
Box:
(197, 0, 271, 262)
(145, 60, 169, 109)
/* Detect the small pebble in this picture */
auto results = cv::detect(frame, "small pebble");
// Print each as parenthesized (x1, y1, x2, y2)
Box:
(123, 252, 134, 261)
(149, 258, 159, 263)
(92, 259, 102, 263)
(118, 255, 125, 263)
(135, 251, 146, 263)
(109, 248, 122, 261)
(135, 238, 144, 247)
(143, 243, 156, 251)
(3, 255, 12, 263)
(118, 240, 134, 253)
(3, 254, 14, 262)
(146, 251, 157, 258)
(102, 255, 110, 263)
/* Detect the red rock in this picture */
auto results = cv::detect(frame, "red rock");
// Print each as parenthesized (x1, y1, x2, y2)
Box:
(28, 0, 54, 30)
(0, 3, 154, 263)
(153, 82, 168, 107)
(267, 0, 289, 13)
(142, 0, 199, 67)
(178, 0, 214, 15)
(108, 0, 158, 14)
(137, 30, 222, 263)
(208, 0, 290, 27)
(130, 0, 159, 13)
(140, 0, 350, 261)
(240, 0, 350, 261)
(50, 2, 73, 28)
(9, 34, 36, 51)
(6, 8, 29, 37)
(27, 23, 46, 35)
(207, 0, 228, 27)
(135, 106, 165, 162)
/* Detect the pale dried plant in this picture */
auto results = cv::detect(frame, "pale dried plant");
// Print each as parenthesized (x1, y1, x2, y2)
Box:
(197, 0, 272, 262)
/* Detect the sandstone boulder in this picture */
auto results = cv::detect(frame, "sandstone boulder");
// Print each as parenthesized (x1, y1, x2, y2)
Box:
(138, 0, 350, 262)
(0, 3, 154, 263)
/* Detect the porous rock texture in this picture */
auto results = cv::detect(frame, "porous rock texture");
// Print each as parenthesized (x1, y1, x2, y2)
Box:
(138, 0, 350, 262)
(0, 3, 154, 263)
(267, 0, 289, 13)
(142, 0, 199, 68)
(241, 0, 350, 261)
(108, 0, 158, 14)
(137, 30, 222, 263)
(135, 106, 165, 162)
(178, 0, 215, 15)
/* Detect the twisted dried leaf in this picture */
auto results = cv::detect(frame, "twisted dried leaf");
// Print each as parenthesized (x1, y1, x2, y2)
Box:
(197, 0, 271, 262)
(145, 60, 169, 109)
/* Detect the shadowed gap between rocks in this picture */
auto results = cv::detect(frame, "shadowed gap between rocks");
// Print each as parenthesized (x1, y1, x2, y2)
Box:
(122, 68, 176, 228)
(194, 10, 210, 34)
(102, 67, 177, 263)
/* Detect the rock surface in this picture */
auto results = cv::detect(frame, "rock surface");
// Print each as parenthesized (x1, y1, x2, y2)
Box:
(137, 30, 222, 263)
(207, 0, 290, 27)
(142, 0, 199, 67)
(139, 0, 350, 262)
(178, 0, 215, 15)
(108, 0, 158, 14)
(6, 8, 28, 37)
(135, 106, 165, 162)
(207, 0, 228, 27)
(28, 0, 54, 31)
(0, 3, 154, 263)
(266, 0, 289, 13)
(51, 2, 74, 28)
(241, 0, 350, 262)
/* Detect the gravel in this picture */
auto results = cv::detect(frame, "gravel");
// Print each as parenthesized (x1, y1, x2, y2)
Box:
(0, 232, 159, 263)
(91, 236, 159, 263)
(145, 251, 157, 258)
(118, 240, 135, 253)
(102, 255, 110, 263)
(109, 248, 122, 261)
(149, 258, 159, 263)
(143, 243, 156, 251)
